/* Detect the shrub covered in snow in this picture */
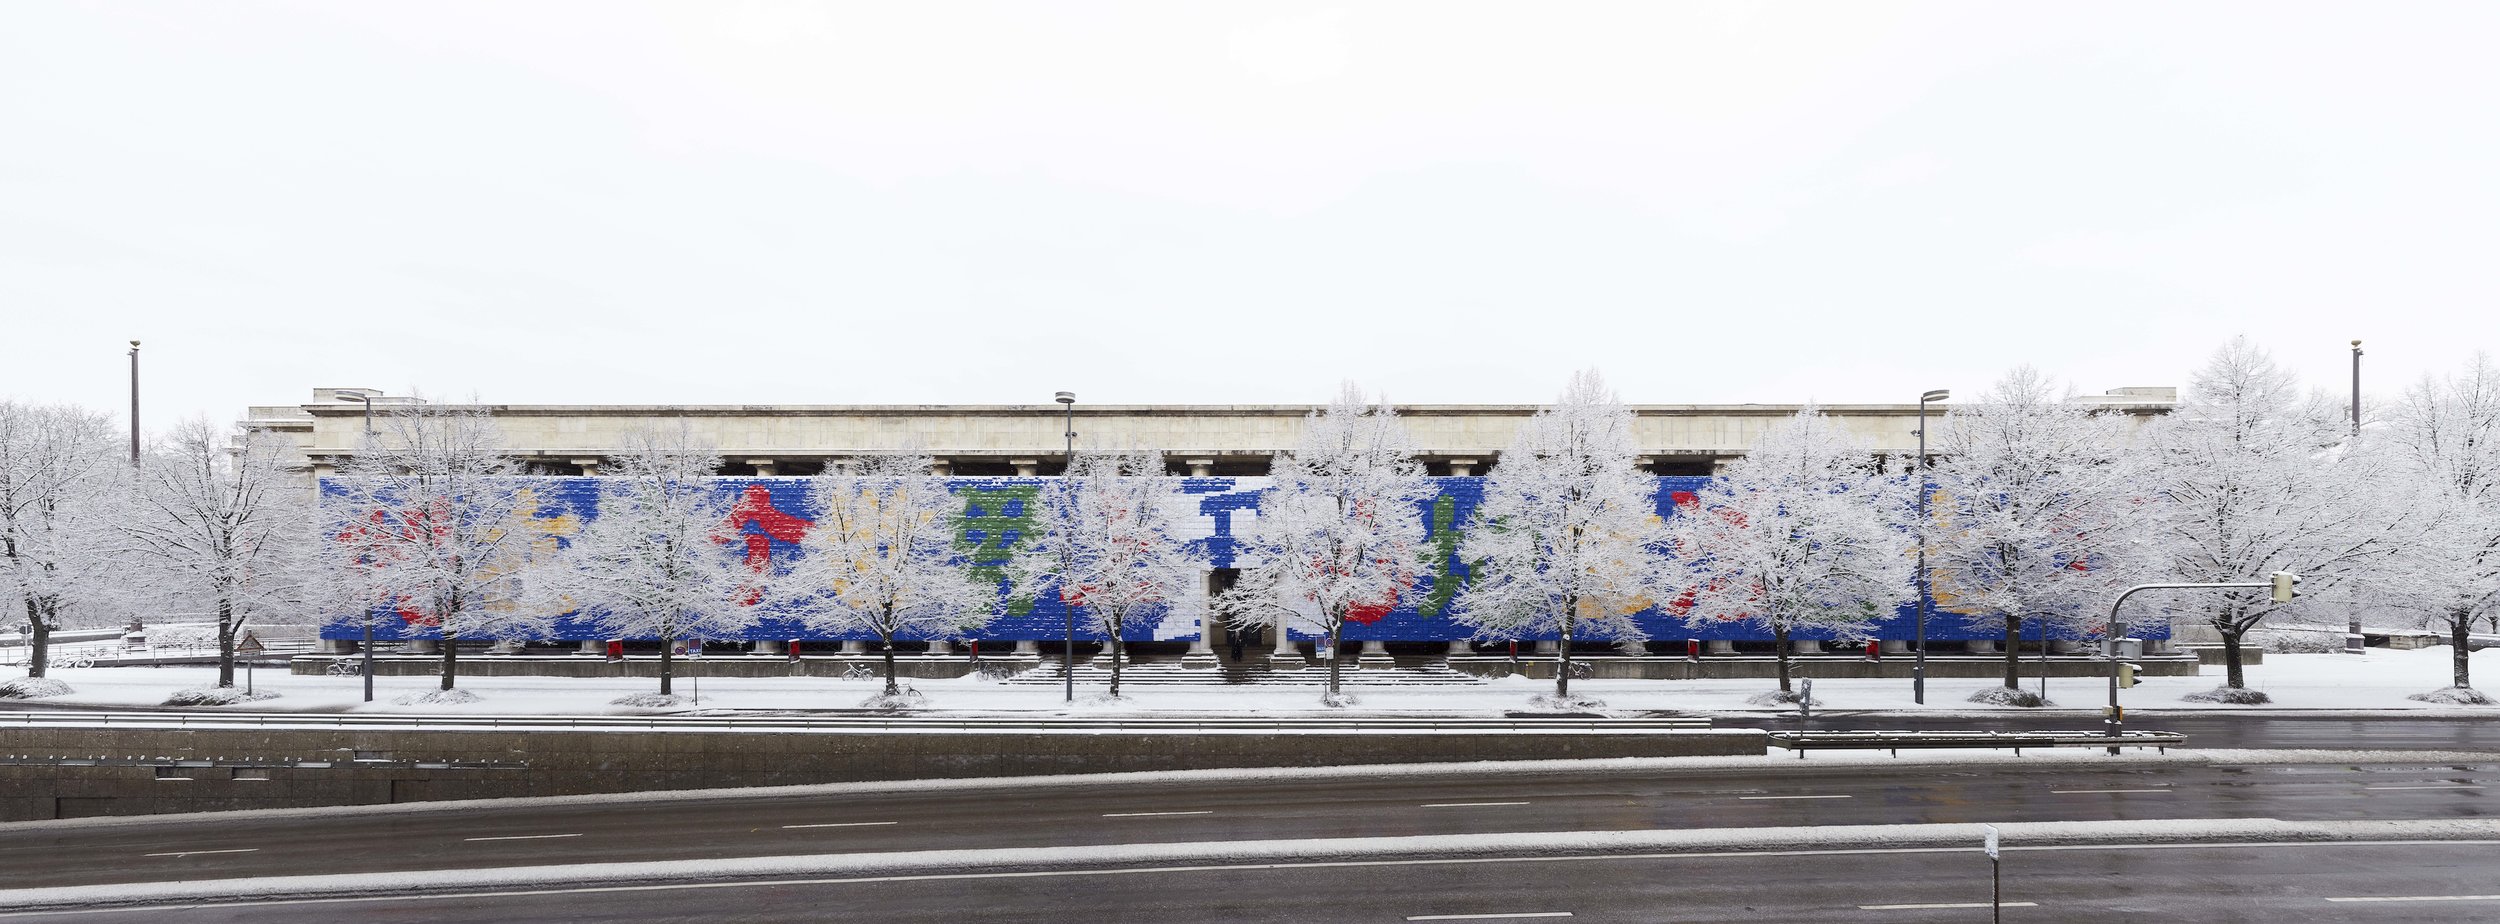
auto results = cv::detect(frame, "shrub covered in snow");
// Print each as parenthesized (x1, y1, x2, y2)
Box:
(395, 688, 484, 706)
(1744, 689, 1815, 708)
(859, 687, 927, 711)
(0, 677, 73, 699)
(1965, 686, 2053, 708)
(2406, 686, 2494, 706)
(2181, 686, 2273, 705)
(162, 687, 281, 706)
(2251, 625, 2346, 654)
(609, 692, 685, 708)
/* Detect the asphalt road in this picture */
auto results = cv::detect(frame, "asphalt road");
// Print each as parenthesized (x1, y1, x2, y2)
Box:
(16, 841, 2500, 923)
(4, 759, 2493, 893)
(1755, 712, 2500, 751)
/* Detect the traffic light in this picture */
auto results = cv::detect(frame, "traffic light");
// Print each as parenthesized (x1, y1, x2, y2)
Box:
(2271, 571, 2301, 604)
(2118, 662, 2140, 688)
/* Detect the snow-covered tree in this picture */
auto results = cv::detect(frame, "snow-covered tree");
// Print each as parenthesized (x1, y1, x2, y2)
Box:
(778, 452, 995, 707)
(1927, 368, 2152, 702)
(117, 418, 315, 689)
(1016, 449, 1201, 699)
(2381, 355, 2500, 702)
(1455, 370, 1671, 705)
(2142, 339, 2422, 699)
(1220, 385, 1433, 706)
(0, 401, 121, 689)
(526, 426, 756, 701)
(1664, 405, 1912, 698)
(324, 399, 548, 699)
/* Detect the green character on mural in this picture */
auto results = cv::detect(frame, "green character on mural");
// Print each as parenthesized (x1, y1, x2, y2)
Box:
(954, 483, 1044, 616)
(1417, 493, 1471, 618)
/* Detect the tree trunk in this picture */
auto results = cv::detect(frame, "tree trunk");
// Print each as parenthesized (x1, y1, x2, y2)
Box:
(879, 635, 900, 696)
(215, 597, 237, 688)
(440, 631, 459, 691)
(1558, 628, 1576, 700)
(2220, 627, 2247, 688)
(1774, 626, 1792, 693)
(2002, 613, 2022, 689)
(24, 602, 48, 679)
(2453, 611, 2473, 690)
(1108, 633, 1126, 699)
(658, 635, 676, 696)
(1325, 621, 1344, 702)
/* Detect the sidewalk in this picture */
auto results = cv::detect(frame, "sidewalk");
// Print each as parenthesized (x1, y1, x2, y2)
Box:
(11, 646, 2496, 716)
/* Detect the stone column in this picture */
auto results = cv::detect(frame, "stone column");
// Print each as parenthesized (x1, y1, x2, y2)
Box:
(1445, 639, 1473, 658)
(925, 640, 953, 657)
(1705, 640, 1737, 655)
(1793, 639, 1824, 656)
(746, 459, 778, 477)
(1533, 640, 1561, 656)
(929, 459, 952, 477)
(571, 459, 602, 476)
(1966, 639, 1997, 655)
(1356, 639, 1393, 670)
(841, 640, 869, 655)
(1185, 458, 1215, 477)
(1014, 639, 1043, 661)
(1879, 640, 1909, 655)
(752, 639, 784, 656)
(578, 639, 602, 655)
(1011, 459, 1040, 477)
(1268, 631, 1304, 670)
(409, 639, 440, 654)
(1446, 459, 1478, 477)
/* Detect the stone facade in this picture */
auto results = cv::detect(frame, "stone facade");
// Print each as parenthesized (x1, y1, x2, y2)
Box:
(244, 387, 2176, 477)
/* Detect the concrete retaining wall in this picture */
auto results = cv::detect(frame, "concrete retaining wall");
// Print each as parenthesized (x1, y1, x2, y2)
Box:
(0, 726, 1764, 822)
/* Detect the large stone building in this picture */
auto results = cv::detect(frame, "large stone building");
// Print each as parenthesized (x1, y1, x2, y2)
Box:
(243, 386, 2178, 478)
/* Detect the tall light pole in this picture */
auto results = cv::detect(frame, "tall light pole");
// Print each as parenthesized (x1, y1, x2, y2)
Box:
(1913, 388, 1948, 704)
(2347, 341, 2366, 653)
(335, 391, 378, 701)
(127, 341, 141, 466)
(1056, 390, 1077, 705)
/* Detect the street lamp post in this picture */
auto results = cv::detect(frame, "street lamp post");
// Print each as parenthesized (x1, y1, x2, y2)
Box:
(1913, 388, 1948, 705)
(1056, 390, 1077, 705)
(334, 391, 378, 701)
(2347, 341, 2365, 654)
(127, 341, 141, 466)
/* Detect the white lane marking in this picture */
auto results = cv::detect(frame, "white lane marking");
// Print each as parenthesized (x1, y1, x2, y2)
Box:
(26, 840, 2500, 917)
(2326, 894, 2500, 903)
(1860, 902, 2039, 910)
(141, 848, 258, 858)
(2052, 788, 2172, 794)
(1406, 914, 1573, 921)
(1421, 802, 1532, 808)
(2365, 785, 2484, 791)
(462, 834, 583, 842)
(782, 822, 899, 829)
(1101, 811, 1213, 818)
(1738, 794, 1851, 800)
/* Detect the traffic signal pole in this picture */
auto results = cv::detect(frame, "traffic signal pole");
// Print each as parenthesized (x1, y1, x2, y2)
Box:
(2103, 574, 2299, 754)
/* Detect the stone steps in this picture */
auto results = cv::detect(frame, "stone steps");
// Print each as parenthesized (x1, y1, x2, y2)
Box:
(993, 660, 1488, 687)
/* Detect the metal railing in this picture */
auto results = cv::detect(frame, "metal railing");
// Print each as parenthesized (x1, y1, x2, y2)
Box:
(1, 710, 1715, 734)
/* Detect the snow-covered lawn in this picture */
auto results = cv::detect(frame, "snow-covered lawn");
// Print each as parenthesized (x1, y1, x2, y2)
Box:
(15, 647, 2499, 716)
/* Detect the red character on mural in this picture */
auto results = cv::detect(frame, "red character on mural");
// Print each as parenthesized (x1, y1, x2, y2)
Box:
(718, 485, 812, 604)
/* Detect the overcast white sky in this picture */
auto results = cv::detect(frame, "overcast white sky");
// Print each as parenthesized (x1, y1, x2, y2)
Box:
(4, 2, 2494, 427)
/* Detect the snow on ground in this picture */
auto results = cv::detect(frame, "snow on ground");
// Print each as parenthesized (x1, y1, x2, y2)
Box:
(17, 646, 2500, 716)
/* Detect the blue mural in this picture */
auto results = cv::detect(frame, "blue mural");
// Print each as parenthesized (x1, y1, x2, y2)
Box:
(318, 475, 2163, 644)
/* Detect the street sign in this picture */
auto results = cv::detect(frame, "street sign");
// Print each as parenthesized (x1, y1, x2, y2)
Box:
(236, 633, 265, 657)
(1983, 824, 1999, 859)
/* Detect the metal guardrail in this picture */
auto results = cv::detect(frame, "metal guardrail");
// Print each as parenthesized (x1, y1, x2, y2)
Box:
(0, 711, 1713, 734)
(1766, 729, 2186, 757)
